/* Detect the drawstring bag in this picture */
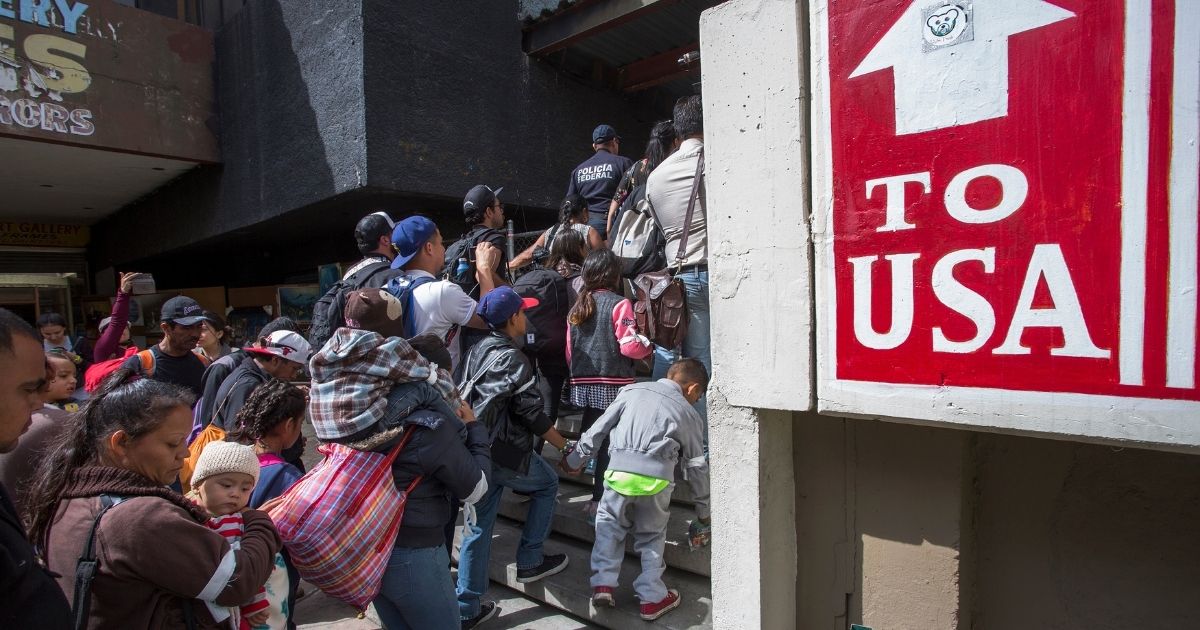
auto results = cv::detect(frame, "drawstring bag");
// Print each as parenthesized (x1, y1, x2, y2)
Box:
(267, 432, 420, 611)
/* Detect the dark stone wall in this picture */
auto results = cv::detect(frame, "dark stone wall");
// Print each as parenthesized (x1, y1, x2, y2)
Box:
(90, 0, 664, 287)
(362, 1, 658, 239)
(90, 0, 365, 274)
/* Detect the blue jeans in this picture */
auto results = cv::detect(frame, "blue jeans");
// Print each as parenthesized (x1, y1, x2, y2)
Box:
(653, 269, 711, 434)
(456, 454, 559, 619)
(373, 544, 459, 630)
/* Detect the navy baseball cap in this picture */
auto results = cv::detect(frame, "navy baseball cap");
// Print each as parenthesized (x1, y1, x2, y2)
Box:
(463, 185, 504, 216)
(477, 287, 539, 328)
(390, 216, 438, 269)
(161, 296, 206, 326)
(592, 124, 619, 143)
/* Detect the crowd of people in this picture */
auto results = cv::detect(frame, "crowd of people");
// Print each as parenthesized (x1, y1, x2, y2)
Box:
(0, 94, 711, 630)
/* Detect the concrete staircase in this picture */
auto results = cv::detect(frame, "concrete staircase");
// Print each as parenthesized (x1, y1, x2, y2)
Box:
(459, 411, 714, 629)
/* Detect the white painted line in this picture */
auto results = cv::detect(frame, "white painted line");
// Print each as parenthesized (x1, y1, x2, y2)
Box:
(1167, 2, 1200, 389)
(1119, 0, 1153, 386)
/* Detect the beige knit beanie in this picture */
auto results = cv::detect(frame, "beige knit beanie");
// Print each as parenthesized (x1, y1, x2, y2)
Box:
(192, 441, 260, 486)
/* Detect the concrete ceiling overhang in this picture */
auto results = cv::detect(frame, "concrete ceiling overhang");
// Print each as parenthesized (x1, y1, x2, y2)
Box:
(520, 0, 719, 101)
(0, 136, 197, 225)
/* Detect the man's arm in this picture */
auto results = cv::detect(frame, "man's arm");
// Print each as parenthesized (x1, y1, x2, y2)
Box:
(475, 240, 503, 294)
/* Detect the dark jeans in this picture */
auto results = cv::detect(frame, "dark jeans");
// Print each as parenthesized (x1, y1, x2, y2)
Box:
(581, 406, 610, 502)
(533, 359, 568, 455)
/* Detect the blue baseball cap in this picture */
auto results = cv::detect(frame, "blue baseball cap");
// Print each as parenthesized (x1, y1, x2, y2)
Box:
(390, 216, 438, 269)
(477, 287, 539, 328)
(592, 124, 619, 144)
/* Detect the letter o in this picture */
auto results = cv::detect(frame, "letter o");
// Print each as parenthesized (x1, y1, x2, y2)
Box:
(12, 99, 40, 128)
(944, 164, 1028, 224)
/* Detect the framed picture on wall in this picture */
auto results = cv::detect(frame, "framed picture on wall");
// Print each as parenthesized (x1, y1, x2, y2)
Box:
(276, 285, 320, 324)
(318, 263, 343, 296)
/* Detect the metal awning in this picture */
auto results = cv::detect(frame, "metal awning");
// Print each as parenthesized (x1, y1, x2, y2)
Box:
(520, 0, 720, 100)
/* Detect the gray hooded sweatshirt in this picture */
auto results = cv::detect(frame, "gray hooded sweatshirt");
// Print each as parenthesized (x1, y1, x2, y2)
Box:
(566, 378, 710, 519)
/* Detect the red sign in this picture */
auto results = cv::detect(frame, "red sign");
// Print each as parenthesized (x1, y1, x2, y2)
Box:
(817, 0, 1199, 412)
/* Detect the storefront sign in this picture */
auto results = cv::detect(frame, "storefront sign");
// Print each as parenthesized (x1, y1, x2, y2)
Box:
(813, 0, 1200, 448)
(0, 220, 88, 246)
(0, 0, 217, 161)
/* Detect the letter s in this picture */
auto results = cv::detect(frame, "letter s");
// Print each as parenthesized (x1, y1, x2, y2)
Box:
(24, 35, 90, 94)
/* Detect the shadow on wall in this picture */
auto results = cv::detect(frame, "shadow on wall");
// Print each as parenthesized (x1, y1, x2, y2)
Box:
(793, 416, 1200, 630)
(91, 0, 345, 268)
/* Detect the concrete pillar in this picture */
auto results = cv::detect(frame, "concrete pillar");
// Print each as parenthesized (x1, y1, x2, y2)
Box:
(708, 394, 797, 629)
(701, 0, 809, 625)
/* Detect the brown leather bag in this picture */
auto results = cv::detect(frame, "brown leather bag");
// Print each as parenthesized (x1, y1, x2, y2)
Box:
(634, 148, 704, 351)
(632, 271, 688, 349)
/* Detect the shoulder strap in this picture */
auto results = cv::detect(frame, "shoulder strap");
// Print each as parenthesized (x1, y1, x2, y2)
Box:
(193, 352, 210, 368)
(72, 495, 125, 630)
(457, 346, 508, 399)
(674, 147, 705, 269)
(138, 349, 155, 377)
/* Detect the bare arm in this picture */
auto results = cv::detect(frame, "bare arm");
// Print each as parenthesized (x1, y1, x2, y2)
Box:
(605, 198, 620, 241)
(508, 232, 547, 270)
(588, 225, 605, 250)
(475, 242, 501, 295)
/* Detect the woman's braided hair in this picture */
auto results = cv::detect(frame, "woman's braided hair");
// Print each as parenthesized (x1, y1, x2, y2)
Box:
(226, 378, 306, 444)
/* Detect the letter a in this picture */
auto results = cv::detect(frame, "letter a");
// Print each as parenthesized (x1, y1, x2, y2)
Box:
(993, 244, 1109, 358)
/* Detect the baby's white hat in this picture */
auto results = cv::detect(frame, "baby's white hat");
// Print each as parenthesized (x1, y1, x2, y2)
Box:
(192, 441, 259, 486)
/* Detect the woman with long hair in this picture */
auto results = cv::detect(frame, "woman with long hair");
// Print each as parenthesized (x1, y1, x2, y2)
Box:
(509, 194, 604, 271)
(606, 120, 677, 237)
(26, 370, 282, 629)
(566, 249, 653, 514)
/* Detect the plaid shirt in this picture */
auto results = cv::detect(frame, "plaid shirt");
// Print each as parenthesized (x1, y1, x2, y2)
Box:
(309, 328, 459, 440)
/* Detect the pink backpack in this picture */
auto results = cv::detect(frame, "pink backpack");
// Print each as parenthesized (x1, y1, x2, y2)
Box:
(266, 432, 420, 611)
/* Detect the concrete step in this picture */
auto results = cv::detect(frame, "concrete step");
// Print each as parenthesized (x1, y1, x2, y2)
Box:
(458, 517, 713, 630)
(498, 485, 711, 577)
(539, 445, 701, 507)
(293, 579, 599, 629)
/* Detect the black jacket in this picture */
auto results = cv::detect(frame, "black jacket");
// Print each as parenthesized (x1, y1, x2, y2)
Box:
(458, 332, 553, 474)
(0, 483, 70, 629)
(210, 357, 269, 431)
(389, 411, 491, 548)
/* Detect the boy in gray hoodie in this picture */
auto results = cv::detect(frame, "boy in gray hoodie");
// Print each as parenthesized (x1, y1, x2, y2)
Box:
(561, 358, 712, 621)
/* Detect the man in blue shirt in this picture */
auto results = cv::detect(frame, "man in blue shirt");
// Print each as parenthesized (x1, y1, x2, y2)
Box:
(566, 124, 634, 241)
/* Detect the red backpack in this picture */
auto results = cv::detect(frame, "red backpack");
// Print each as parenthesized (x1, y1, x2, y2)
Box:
(83, 346, 139, 393)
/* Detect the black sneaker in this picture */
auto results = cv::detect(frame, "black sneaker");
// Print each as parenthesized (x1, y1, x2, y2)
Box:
(462, 601, 498, 629)
(515, 553, 569, 583)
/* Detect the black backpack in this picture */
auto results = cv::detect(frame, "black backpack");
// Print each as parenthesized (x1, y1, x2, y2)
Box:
(512, 267, 570, 362)
(442, 227, 504, 299)
(308, 258, 392, 350)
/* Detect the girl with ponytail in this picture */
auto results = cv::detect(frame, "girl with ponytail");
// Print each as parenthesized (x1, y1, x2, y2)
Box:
(566, 249, 653, 514)
(508, 194, 604, 270)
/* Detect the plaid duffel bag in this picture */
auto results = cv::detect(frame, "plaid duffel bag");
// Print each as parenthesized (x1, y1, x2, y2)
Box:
(268, 431, 421, 611)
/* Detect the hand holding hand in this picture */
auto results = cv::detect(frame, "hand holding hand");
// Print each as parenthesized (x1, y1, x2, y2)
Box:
(474, 242, 501, 273)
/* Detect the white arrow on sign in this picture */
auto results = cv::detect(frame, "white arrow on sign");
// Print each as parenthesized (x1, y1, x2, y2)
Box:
(850, 0, 1075, 135)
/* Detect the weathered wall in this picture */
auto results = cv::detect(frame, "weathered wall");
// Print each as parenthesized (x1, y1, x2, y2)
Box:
(970, 434, 1200, 629)
(793, 415, 967, 630)
(90, 0, 365, 270)
(701, 0, 811, 412)
(361, 2, 657, 218)
(90, 0, 664, 276)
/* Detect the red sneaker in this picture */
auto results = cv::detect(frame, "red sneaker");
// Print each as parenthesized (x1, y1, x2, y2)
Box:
(640, 589, 681, 620)
(592, 586, 616, 607)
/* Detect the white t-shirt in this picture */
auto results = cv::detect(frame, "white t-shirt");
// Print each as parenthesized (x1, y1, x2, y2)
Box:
(404, 270, 478, 370)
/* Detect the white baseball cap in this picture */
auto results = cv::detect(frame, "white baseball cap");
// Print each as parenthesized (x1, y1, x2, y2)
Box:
(246, 330, 312, 365)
